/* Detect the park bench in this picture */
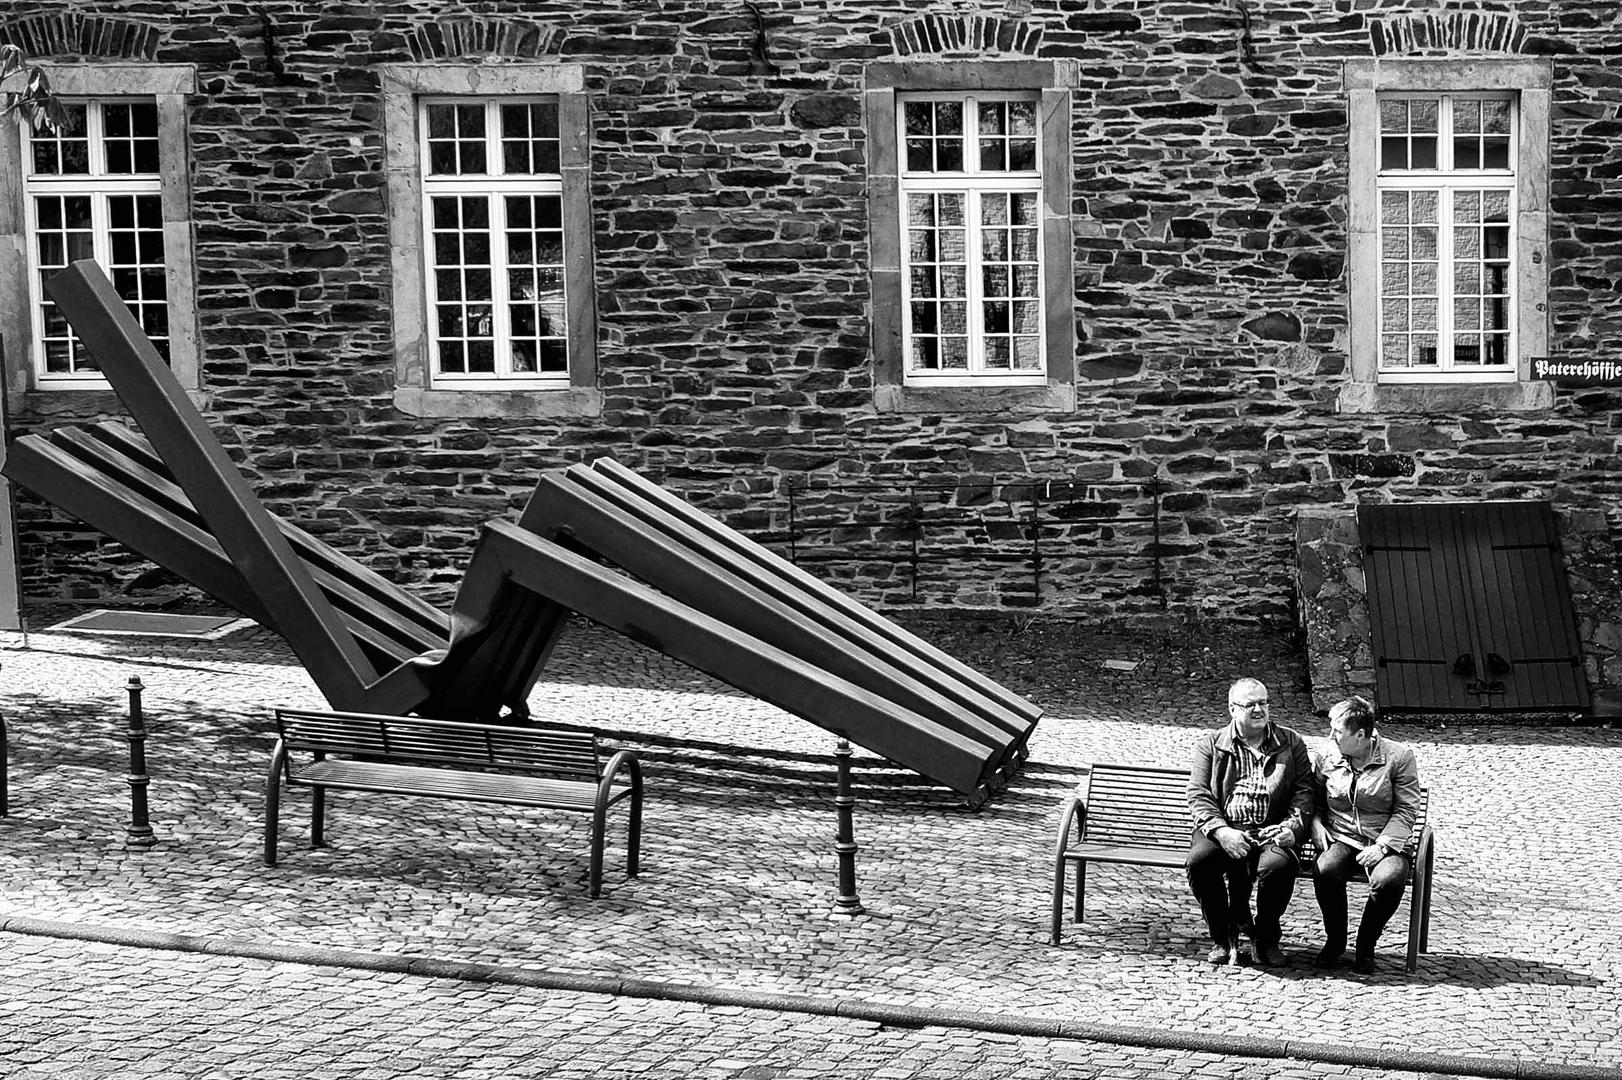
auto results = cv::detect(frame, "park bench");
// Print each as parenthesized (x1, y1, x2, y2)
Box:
(265, 708, 643, 897)
(1049, 761, 1435, 971)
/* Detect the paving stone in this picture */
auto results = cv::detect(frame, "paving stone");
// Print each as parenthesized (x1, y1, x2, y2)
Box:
(0, 612, 1618, 1077)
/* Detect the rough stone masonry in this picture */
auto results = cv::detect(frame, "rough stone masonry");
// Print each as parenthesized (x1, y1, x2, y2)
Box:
(0, 1, 1618, 706)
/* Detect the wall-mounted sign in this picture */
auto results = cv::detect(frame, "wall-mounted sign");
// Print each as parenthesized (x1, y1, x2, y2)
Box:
(1529, 358, 1622, 386)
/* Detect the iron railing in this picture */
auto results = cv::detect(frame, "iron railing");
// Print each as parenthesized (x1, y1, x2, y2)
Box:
(748, 477, 1169, 606)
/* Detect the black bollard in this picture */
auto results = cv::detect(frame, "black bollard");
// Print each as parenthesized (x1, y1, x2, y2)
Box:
(124, 675, 154, 848)
(831, 737, 865, 916)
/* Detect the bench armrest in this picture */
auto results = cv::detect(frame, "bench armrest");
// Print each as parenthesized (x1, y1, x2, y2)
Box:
(597, 749, 642, 812)
(1052, 794, 1086, 859)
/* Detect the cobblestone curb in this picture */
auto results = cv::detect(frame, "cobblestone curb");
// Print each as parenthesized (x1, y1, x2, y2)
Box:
(5, 915, 1615, 1080)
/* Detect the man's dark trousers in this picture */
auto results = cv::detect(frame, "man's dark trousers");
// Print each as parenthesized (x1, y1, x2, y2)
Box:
(1185, 829, 1298, 948)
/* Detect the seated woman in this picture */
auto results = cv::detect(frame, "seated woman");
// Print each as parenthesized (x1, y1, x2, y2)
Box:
(1310, 695, 1422, 975)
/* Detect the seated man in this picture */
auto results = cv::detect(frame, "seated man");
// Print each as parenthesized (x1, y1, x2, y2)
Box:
(1310, 694, 1422, 975)
(1185, 677, 1315, 967)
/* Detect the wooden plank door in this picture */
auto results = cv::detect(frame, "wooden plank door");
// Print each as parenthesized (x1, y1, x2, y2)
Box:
(1359, 501, 1590, 712)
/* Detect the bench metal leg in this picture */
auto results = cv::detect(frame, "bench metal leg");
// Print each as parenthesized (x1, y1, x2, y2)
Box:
(310, 787, 326, 848)
(1050, 797, 1085, 945)
(627, 788, 642, 879)
(1074, 862, 1086, 924)
(1050, 859, 1067, 945)
(1419, 844, 1434, 953)
(1, 711, 8, 817)
(263, 742, 286, 866)
(1405, 886, 1422, 972)
(589, 803, 607, 899)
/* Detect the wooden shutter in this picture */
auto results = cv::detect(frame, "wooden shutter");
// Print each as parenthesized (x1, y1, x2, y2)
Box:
(1360, 501, 1589, 712)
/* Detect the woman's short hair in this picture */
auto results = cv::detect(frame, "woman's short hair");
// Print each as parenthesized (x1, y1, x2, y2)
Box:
(1328, 694, 1377, 737)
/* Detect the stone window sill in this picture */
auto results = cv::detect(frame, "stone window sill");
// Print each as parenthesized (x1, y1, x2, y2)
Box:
(13, 388, 212, 418)
(392, 387, 602, 419)
(1336, 381, 1553, 414)
(875, 383, 1074, 414)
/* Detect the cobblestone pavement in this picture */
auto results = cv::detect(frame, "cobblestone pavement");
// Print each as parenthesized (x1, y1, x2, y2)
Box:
(0, 935, 1518, 1079)
(2, 609, 1619, 1074)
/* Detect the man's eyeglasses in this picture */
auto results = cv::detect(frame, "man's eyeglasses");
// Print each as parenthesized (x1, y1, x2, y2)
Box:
(1229, 700, 1269, 711)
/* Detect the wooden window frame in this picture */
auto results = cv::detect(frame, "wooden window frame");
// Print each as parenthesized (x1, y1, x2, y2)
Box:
(1342, 59, 1552, 414)
(866, 61, 1077, 414)
(382, 64, 598, 419)
(0, 64, 199, 408)
(899, 91, 1047, 386)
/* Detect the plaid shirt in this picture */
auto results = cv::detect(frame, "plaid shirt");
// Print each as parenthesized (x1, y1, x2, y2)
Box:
(1223, 729, 1273, 827)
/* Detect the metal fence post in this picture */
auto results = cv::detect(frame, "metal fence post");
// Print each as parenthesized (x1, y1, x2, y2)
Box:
(832, 737, 865, 916)
(124, 675, 154, 848)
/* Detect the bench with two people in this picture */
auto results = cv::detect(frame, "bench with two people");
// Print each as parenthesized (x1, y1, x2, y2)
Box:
(1052, 685, 1434, 974)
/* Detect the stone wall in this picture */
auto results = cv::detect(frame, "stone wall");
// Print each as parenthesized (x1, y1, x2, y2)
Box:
(2, 2, 1619, 656)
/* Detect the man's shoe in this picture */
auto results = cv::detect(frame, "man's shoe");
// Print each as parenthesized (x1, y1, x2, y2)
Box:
(1351, 952, 1376, 975)
(1207, 943, 1232, 965)
(1254, 943, 1288, 968)
(1311, 945, 1344, 970)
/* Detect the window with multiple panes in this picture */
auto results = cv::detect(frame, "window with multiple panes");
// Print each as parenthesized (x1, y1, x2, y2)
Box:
(420, 96, 569, 389)
(1377, 93, 1516, 382)
(23, 99, 169, 381)
(899, 93, 1045, 385)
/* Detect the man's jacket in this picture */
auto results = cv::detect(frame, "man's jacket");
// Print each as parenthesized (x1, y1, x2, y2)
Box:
(1186, 723, 1316, 844)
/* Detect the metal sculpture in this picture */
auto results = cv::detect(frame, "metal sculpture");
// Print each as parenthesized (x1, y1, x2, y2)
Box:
(2, 260, 1042, 803)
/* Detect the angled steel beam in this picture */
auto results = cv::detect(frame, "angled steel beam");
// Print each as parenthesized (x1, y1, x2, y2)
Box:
(459, 520, 999, 797)
(578, 457, 1043, 726)
(1, 430, 449, 674)
(517, 469, 1021, 755)
(45, 260, 378, 709)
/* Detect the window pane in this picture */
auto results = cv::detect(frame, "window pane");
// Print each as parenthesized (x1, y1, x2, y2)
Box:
(1453, 99, 1482, 134)
(1410, 137, 1437, 170)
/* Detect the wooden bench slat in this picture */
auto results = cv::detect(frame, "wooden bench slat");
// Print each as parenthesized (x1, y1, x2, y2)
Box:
(1062, 842, 1186, 868)
(298, 760, 633, 809)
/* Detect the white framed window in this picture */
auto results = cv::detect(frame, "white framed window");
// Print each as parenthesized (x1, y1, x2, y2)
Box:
(1341, 58, 1551, 413)
(419, 96, 569, 390)
(22, 98, 169, 384)
(1376, 93, 1516, 384)
(899, 92, 1046, 386)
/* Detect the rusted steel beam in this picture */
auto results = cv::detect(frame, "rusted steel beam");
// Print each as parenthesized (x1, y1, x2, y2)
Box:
(1, 430, 448, 673)
(579, 457, 1043, 727)
(44, 260, 378, 709)
(518, 468, 1023, 755)
(461, 520, 999, 797)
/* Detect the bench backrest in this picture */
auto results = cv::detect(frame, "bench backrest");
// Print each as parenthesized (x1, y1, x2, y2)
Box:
(1078, 762, 1433, 858)
(1077, 763, 1191, 851)
(275, 708, 602, 780)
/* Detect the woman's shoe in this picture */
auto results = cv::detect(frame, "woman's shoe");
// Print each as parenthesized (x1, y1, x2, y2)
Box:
(1311, 945, 1344, 969)
(1351, 951, 1377, 975)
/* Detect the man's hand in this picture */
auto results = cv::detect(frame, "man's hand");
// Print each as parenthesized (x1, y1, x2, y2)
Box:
(1257, 823, 1296, 849)
(1311, 818, 1332, 853)
(1356, 841, 1386, 869)
(1216, 827, 1255, 859)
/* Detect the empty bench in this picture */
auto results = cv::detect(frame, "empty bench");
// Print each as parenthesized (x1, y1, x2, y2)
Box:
(1050, 762, 1435, 971)
(266, 708, 643, 897)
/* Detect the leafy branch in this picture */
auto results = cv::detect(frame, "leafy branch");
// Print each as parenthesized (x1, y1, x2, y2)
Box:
(0, 45, 71, 134)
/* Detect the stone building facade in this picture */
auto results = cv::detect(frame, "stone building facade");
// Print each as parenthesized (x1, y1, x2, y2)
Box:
(0, 2, 1618, 705)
